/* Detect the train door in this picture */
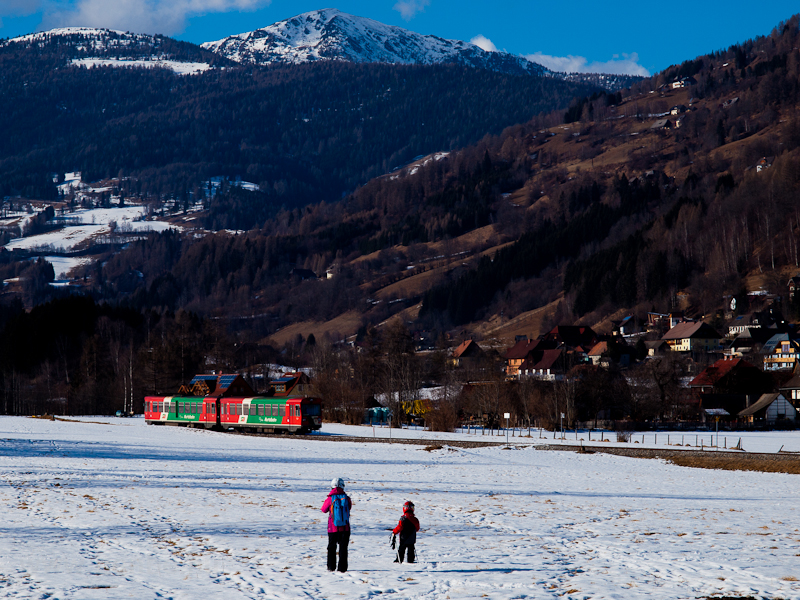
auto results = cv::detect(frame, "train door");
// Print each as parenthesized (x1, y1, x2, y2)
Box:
(215, 397, 221, 428)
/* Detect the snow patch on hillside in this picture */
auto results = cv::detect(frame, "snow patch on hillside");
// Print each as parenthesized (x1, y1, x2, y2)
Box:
(72, 57, 212, 75)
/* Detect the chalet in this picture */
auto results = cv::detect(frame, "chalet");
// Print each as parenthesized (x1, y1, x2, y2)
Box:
(788, 275, 800, 299)
(738, 393, 797, 424)
(504, 338, 540, 377)
(612, 315, 640, 337)
(689, 357, 772, 415)
(662, 321, 722, 353)
(651, 119, 672, 130)
(761, 334, 800, 371)
(450, 339, 485, 368)
(519, 349, 567, 381)
(647, 312, 687, 332)
(588, 341, 609, 367)
(670, 105, 687, 115)
(727, 311, 774, 336)
(543, 325, 598, 349)
(779, 373, 800, 408)
(672, 76, 697, 89)
(504, 338, 556, 377)
(722, 97, 740, 108)
(178, 373, 255, 397)
(645, 340, 668, 356)
(269, 372, 313, 397)
(727, 326, 777, 357)
(756, 156, 774, 172)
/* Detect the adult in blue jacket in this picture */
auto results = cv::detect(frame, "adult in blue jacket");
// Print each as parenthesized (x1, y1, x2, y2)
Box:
(321, 477, 352, 572)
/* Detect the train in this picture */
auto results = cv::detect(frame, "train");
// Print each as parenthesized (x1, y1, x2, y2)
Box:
(144, 372, 322, 434)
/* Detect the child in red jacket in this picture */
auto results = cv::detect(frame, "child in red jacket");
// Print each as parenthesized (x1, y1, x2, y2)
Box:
(391, 501, 420, 563)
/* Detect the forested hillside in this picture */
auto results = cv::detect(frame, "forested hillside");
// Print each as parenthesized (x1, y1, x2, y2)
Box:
(3, 15, 800, 416)
(70, 14, 800, 336)
(0, 36, 600, 226)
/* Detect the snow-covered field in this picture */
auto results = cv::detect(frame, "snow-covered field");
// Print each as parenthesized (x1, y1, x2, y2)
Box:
(43, 256, 93, 279)
(3, 207, 173, 253)
(329, 422, 800, 454)
(1, 416, 798, 600)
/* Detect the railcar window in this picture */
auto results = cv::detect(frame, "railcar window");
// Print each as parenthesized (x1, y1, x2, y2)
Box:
(258, 404, 265, 416)
(270, 404, 276, 416)
(249, 404, 257, 416)
(302, 404, 321, 417)
(279, 405, 286, 417)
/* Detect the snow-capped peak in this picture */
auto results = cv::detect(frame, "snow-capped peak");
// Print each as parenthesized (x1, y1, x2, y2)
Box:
(201, 8, 547, 75)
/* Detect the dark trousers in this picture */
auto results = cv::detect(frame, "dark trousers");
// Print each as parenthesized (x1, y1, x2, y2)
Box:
(327, 531, 350, 572)
(398, 542, 415, 563)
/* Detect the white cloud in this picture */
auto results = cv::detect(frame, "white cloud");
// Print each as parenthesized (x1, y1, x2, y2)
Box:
(470, 34, 496, 53)
(40, 0, 271, 36)
(525, 51, 650, 77)
(393, 0, 429, 21)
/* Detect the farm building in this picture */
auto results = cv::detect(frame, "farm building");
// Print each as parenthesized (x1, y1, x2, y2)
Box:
(737, 393, 797, 425)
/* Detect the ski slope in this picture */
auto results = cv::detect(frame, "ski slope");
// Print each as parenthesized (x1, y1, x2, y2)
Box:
(0, 416, 798, 599)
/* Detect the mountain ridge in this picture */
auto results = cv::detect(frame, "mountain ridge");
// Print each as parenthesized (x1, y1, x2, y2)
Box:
(200, 8, 548, 76)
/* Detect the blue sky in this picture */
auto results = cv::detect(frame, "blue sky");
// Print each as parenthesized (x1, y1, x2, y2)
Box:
(1, 1, 799, 76)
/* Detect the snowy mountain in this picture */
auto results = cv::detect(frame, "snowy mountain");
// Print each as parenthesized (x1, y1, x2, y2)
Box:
(201, 8, 548, 76)
(1, 27, 226, 74)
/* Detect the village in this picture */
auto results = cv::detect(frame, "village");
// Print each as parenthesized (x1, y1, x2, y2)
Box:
(396, 284, 800, 433)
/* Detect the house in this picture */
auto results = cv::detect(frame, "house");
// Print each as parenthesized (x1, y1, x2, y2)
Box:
(722, 97, 740, 109)
(269, 372, 313, 397)
(670, 105, 687, 115)
(645, 340, 669, 357)
(788, 275, 800, 299)
(779, 374, 800, 408)
(178, 373, 255, 397)
(651, 119, 672, 130)
(738, 393, 797, 424)
(612, 315, 641, 337)
(542, 326, 598, 350)
(519, 349, 567, 381)
(672, 76, 697, 89)
(727, 326, 778, 357)
(662, 321, 722, 353)
(727, 311, 774, 337)
(587, 341, 608, 366)
(756, 156, 774, 172)
(689, 357, 772, 416)
(761, 334, 800, 371)
(450, 339, 485, 368)
(504, 338, 540, 377)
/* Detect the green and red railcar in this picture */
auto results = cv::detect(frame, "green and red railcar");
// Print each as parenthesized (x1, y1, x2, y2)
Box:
(144, 373, 322, 433)
(143, 395, 322, 433)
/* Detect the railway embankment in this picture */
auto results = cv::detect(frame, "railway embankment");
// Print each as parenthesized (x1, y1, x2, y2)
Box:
(289, 433, 800, 473)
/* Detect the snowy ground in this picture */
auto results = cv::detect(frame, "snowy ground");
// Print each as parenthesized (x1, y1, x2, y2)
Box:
(326, 422, 800, 454)
(72, 58, 212, 76)
(1, 416, 798, 600)
(3, 206, 174, 253)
